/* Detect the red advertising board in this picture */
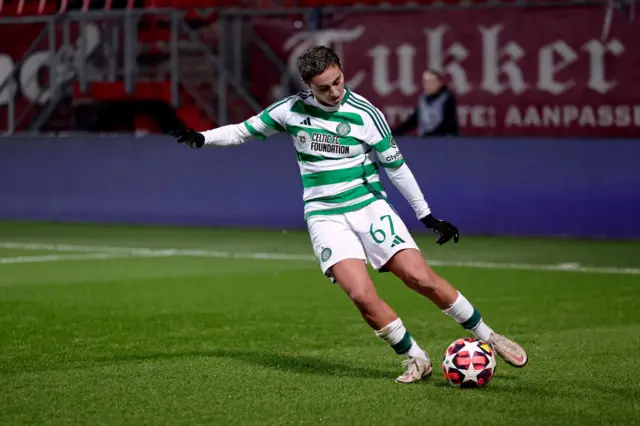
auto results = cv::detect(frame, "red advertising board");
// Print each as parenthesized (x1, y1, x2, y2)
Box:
(250, 6, 640, 137)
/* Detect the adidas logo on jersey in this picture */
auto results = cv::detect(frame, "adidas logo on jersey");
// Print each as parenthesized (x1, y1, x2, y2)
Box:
(300, 117, 311, 126)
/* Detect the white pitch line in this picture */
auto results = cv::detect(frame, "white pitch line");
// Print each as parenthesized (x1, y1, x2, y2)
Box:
(0, 242, 150, 254)
(0, 241, 639, 275)
(424, 259, 640, 275)
(0, 252, 176, 265)
(0, 242, 316, 261)
(0, 253, 120, 264)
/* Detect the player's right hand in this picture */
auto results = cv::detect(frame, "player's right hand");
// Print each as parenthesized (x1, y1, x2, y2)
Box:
(169, 129, 205, 149)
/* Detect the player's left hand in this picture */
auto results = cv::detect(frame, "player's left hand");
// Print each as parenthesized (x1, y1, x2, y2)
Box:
(169, 128, 205, 149)
(420, 214, 460, 245)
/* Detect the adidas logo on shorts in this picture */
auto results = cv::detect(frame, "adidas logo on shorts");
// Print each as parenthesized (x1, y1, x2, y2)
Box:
(391, 235, 406, 248)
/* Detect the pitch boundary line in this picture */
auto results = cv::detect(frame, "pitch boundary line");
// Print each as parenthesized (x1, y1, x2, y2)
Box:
(1, 253, 132, 264)
(0, 241, 639, 275)
(0, 250, 180, 265)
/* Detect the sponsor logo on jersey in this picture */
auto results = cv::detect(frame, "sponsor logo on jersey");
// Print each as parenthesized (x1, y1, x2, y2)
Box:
(385, 151, 403, 162)
(309, 132, 351, 155)
(312, 133, 340, 145)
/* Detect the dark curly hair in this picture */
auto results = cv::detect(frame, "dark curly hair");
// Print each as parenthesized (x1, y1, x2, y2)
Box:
(297, 45, 342, 84)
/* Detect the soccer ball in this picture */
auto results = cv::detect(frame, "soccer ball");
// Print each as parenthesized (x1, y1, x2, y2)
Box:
(442, 337, 497, 388)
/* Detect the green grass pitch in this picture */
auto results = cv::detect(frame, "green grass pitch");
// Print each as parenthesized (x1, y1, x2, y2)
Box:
(1, 221, 639, 425)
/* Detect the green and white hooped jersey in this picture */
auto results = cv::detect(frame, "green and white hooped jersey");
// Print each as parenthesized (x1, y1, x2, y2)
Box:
(243, 88, 405, 220)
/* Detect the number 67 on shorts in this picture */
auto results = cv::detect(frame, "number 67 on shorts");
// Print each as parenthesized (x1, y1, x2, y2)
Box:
(308, 200, 420, 279)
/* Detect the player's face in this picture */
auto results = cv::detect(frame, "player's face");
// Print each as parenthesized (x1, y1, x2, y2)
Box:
(308, 65, 345, 107)
(423, 71, 442, 94)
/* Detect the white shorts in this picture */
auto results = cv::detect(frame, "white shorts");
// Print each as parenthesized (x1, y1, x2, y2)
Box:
(307, 199, 420, 279)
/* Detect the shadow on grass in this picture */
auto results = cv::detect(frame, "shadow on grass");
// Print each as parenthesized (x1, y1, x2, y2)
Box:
(102, 349, 396, 380)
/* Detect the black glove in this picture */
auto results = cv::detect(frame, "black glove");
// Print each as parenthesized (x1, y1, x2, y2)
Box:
(420, 214, 460, 245)
(169, 129, 205, 149)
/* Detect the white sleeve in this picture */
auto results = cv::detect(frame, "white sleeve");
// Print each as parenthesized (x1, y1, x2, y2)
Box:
(385, 163, 431, 220)
(199, 98, 289, 147)
(355, 98, 432, 220)
(200, 123, 252, 147)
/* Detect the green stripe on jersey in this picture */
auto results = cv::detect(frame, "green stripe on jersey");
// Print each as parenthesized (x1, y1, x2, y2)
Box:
(287, 125, 364, 146)
(301, 163, 378, 188)
(305, 181, 385, 204)
(296, 152, 326, 162)
(244, 121, 266, 140)
(296, 148, 372, 163)
(345, 99, 386, 139)
(350, 94, 391, 134)
(259, 110, 286, 132)
(290, 101, 364, 126)
(341, 87, 352, 105)
(305, 196, 380, 220)
(372, 134, 394, 152)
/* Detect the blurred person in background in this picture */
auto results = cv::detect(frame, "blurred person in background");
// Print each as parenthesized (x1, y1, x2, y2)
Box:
(392, 69, 460, 138)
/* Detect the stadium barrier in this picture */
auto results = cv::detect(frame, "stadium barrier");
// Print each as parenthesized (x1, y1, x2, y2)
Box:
(1, 135, 638, 238)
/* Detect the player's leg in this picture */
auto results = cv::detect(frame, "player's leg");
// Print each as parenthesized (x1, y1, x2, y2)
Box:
(383, 249, 527, 367)
(328, 258, 396, 329)
(307, 214, 432, 383)
(328, 258, 432, 383)
(383, 248, 458, 310)
(352, 200, 527, 368)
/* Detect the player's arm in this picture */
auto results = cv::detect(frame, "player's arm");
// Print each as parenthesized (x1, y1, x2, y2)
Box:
(366, 106, 459, 245)
(169, 100, 288, 148)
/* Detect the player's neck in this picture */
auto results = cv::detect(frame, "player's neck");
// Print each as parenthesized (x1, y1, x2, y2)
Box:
(312, 92, 344, 112)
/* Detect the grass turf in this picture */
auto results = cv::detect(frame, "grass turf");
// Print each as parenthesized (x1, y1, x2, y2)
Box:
(0, 221, 639, 425)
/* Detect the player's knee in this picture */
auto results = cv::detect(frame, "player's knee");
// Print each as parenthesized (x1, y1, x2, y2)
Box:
(404, 266, 440, 293)
(346, 286, 380, 313)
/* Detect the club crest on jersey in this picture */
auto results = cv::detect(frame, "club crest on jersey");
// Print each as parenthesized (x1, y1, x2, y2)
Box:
(320, 247, 332, 262)
(336, 122, 351, 136)
(390, 136, 397, 148)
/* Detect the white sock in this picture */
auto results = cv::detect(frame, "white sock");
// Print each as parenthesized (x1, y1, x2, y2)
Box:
(407, 341, 428, 360)
(470, 321, 493, 342)
(443, 291, 494, 342)
(375, 318, 427, 359)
